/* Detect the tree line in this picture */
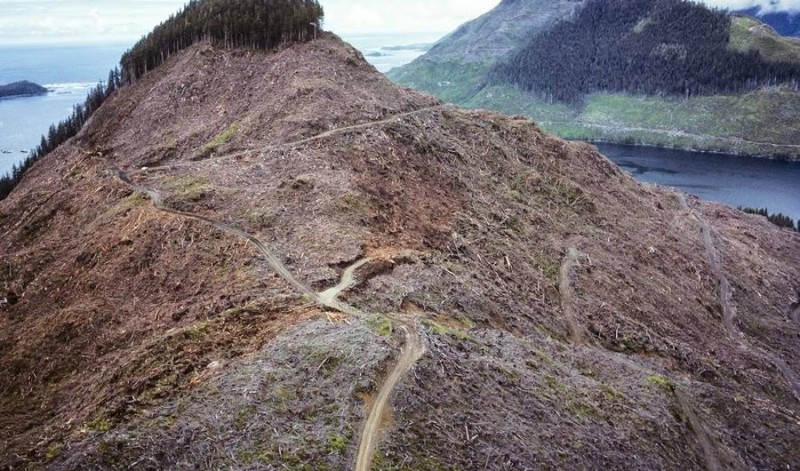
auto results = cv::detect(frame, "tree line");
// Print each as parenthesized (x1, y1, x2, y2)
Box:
(121, 0, 324, 83)
(490, 0, 800, 104)
(0, 0, 324, 202)
(739, 207, 799, 232)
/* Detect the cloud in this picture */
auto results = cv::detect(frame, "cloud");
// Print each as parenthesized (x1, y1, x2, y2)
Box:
(699, 0, 800, 11)
(320, 0, 500, 34)
(0, 0, 187, 45)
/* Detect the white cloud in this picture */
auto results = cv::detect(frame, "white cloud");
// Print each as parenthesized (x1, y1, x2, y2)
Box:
(700, 0, 800, 11)
(320, 0, 500, 34)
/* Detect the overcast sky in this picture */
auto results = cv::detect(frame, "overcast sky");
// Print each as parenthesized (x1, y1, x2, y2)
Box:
(0, 0, 798, 46)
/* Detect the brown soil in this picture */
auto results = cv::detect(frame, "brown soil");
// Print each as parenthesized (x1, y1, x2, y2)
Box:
(0, 33, 799, 470)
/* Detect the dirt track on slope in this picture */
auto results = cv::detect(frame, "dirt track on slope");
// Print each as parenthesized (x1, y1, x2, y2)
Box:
(558, 247, 586, 344)
(136, 105, 449, 173)
(355, 322, 425, 471)
(115, 164, 426, 469)
(113, 167, 359, 316)
(318, 258, 372, 305)
(678, 193, 800, 402)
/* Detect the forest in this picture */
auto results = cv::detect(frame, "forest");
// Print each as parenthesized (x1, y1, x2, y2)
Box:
(490, 0, 800, 103)
(0, 0, 325, 201)
(739, 207, 799, 232)
(121, 0, 324, 83)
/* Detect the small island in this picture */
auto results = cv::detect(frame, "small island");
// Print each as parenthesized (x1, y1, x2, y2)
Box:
(0, 81, 48, 99)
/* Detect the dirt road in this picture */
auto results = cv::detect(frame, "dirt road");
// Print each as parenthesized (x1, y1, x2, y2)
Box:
(559, 247, 586, 344)
(113, 167, 360, 316)
(355, 323, 425, 471)
(137, 105, 449, 173)
(318, 258, 372, 305)
(678, 193, 800, 402)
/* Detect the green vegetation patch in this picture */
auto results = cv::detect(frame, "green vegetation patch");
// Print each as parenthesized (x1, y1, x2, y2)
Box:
(197, 122, 240, 159)
(421, 318, 473, 342)
(365, 315, 394, 336)
(646, 374, 676, 393)
(164, 174, 212, 202)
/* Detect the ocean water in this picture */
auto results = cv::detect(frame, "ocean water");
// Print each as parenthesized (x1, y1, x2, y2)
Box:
(0, 44, 128, 175)
(0, 35, 434, 178)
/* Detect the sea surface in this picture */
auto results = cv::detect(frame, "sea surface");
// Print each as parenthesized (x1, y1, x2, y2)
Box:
(597, 143, 800, 221)
(0, 43, 128, 174)
(2, 38, 799, 224)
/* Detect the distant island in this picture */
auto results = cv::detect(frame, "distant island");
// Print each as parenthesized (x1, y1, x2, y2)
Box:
(0, 81, 48, 99)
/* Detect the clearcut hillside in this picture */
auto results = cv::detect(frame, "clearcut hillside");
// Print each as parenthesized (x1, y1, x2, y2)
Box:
(1, 29, 799, 471)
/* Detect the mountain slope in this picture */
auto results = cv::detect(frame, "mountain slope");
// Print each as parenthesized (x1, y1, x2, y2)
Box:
(1, 33, 800, 470)
(390, 0, 800, 159)
(387, 0, 586, 102)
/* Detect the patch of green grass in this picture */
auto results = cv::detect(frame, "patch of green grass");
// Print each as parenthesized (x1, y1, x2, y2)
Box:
(44, 443, 62, 461)
(421, 319, 472, 342)
(646, 374, 675, 393)
(86, 415, 114, 432)
(139, 373, 179, 402)
(164, 175, 212, 201)
(365, 315, 393, 336)
(535, 254, 559, 284)
(203, 122, 240, 154)
(325, 433, 348, 455)
(388, 60, 492, 103)
(234, 405, 257, 432)
(454, 315, 475, 329)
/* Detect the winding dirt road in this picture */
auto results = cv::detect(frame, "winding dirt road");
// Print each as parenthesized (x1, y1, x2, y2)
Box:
(113, 167, 360, 316)
(137, 105, 449, 173)
(115, 151, 426, 470)
(318, 258, 372, 305)
(355, 322, 425, 471)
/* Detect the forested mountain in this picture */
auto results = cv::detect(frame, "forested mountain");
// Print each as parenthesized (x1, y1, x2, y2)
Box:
(390, 0, 800, 159)
(0, 0, 324, 201)
(737, 7, 800, 37)
(491, 0, 800, 103)
(387, 0, 585, 102)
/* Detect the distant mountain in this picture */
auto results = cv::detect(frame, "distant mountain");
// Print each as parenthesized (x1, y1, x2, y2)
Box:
(0, 81, 47, 99)
(388, 0, 586, 102)
(736, 6, 800, 37)
(491, 0, 800, 103)
(390, 0, 800, 159)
